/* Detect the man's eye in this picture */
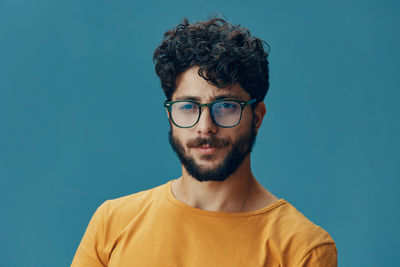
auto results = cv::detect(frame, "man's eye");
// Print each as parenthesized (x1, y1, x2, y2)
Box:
(216, 102, 238, 110)
(179, 103, 196, 110)
(221, 102, 236, 109)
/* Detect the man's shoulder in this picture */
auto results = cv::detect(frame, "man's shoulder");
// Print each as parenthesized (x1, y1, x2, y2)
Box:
(107, 182, 169, 209)
(94, 180, 170, 223)
(259, 200, 336, 265)
(270, 200, 336, 253)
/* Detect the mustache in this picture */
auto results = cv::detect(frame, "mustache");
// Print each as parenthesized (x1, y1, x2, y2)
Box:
(186, 137, 230, 148)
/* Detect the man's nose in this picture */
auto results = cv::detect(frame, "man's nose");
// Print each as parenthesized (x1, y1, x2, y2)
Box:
(195, 107, 218, 135)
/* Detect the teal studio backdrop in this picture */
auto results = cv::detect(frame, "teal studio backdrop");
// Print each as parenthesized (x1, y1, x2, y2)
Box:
(1, 0, 399, 266)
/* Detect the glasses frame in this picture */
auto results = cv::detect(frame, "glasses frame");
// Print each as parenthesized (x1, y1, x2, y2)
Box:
(164, 98, 257, 128)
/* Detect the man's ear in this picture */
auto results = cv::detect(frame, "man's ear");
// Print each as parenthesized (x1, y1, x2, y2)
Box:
(253, 102, 266, 133)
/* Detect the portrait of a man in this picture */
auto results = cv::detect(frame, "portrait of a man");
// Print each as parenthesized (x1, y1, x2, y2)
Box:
(2, 1, 398, 266)
(71, 17, 337, 266)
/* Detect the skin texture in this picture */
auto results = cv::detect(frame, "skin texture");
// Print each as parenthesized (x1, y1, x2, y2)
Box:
(169, 67, 278, 212)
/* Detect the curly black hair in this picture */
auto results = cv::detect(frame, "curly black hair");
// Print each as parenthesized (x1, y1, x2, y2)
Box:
(153, 17, 270, 102)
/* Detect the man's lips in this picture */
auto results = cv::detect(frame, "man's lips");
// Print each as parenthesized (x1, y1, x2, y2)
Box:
(186, 137, 230, 156)
(193, 145, 220, 154)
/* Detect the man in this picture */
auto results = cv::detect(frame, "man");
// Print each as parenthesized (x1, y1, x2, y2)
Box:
(72, 18, 337, 266)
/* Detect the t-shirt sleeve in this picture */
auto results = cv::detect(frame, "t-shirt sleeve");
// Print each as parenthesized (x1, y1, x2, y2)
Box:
(71, 201, 110, 267)
(297, 243, 337, 267)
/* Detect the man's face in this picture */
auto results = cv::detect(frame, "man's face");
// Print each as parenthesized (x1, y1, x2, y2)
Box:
(168, 67, 262, 182)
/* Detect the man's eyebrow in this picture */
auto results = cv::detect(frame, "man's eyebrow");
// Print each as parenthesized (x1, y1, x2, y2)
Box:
(174, 95, 201, 101)
(174, 94, 243, 102)
(214, 94, 243, 100)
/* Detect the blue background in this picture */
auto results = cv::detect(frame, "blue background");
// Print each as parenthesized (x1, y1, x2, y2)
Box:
(1, 0, 399, 266)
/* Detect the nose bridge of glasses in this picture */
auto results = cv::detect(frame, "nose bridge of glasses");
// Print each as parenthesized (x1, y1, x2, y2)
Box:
(197, 102, 216, 125)
(198, 102, 212, 109)
(197, 102, 212, 115)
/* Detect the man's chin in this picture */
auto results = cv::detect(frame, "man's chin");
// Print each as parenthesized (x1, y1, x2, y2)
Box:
(188, 168, 229, 183)
(192, 153, 226, 164)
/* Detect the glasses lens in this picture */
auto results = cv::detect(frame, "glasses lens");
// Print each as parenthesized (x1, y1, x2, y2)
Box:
(170, 101, 199, 127)
(211, 101, 242, 127)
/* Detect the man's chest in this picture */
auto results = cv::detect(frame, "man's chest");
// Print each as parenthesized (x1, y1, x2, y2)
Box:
(106, 214, 281, 267)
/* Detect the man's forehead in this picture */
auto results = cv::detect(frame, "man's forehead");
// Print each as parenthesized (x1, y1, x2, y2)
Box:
(173, 85, 249, 101)
(172, 67, 250, 101)
(174, 87, 248, 100)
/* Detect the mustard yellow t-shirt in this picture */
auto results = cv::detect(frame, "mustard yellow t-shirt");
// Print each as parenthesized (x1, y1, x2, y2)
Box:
(72, 180, 337, 267)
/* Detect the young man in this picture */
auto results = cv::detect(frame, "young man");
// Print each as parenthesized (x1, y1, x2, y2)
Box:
(72, 18, 337, 266)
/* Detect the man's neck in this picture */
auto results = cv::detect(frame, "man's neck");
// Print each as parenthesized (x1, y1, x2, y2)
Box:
(171, 156, 278, 212)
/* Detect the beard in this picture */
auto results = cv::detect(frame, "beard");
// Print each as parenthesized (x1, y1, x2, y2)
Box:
(168, 120, 257, 182)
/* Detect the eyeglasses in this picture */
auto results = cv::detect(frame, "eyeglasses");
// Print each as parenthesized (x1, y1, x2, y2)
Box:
(164, 99, 256, 128)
